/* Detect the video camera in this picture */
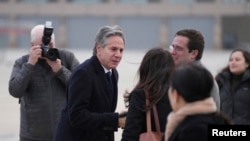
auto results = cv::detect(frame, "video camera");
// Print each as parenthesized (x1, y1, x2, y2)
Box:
(41, 21, 60, 61)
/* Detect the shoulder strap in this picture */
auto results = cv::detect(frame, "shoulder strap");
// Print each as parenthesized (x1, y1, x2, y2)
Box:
(153, 105, 161, 131)
(145, 90, 161, 132)
(145, 96, 152, 132)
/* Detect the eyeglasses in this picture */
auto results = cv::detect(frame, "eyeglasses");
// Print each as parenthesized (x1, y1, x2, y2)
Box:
(169, 45, 185, 52)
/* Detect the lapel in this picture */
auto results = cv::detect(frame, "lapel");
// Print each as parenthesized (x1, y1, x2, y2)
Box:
(91, 56, 118, 111)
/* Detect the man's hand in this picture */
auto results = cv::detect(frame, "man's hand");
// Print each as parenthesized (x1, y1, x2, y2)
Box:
(118, 110, 127, 128)
(28, 45, 42, 65)
(46, 58, 62, 73)
(118, 116, 126, 129)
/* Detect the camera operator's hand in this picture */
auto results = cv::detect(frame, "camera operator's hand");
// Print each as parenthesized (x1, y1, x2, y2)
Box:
(28, 45, 42, 65)
(46, 58, 62, 73)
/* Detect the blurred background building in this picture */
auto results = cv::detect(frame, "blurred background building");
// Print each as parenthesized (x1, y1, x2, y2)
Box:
(0, 0, 250, 50)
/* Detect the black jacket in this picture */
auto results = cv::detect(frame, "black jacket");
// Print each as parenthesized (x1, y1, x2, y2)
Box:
(121, 89, 172, 141)
(166, 113, 231, 141)
(216, 69, 250, 124)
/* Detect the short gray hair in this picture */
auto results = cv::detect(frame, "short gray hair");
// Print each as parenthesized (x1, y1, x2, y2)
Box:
(93, 25, 125, 55)
(30, 24, 55, 44)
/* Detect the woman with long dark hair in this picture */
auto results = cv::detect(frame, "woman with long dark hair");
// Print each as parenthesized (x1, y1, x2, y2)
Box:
(121, 47, 175, 141)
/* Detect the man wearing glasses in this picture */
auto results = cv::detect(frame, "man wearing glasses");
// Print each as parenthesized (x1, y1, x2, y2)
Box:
(169, 29, 220, 110)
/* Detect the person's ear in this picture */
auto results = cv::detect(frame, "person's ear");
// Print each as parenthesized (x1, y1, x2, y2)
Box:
(171, 89, 179, 104)
(191, 49, 198, 60)
(245, 63, 249, 69)
(50, 37, 56, 48)
(96, 44, 102, 54)
(50, 41, 55, 48)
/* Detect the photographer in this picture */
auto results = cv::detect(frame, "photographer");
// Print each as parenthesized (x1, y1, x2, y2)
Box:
(8, 23, 79, 141)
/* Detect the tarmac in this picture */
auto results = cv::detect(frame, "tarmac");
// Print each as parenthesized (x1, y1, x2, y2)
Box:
(0, 48, 232, 141)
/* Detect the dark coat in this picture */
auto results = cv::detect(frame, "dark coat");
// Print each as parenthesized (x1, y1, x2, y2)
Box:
(121, 89, 172, 141)
(53, 55, 119, 141)
(167, 113, 231, 141)
(216, 69, 250, 124)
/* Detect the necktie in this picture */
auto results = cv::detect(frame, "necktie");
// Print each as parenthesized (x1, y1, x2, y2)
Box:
(106, 71, 114, 99)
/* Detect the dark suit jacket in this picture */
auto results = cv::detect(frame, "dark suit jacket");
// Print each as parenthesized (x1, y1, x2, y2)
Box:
(54, 55, 119, 141)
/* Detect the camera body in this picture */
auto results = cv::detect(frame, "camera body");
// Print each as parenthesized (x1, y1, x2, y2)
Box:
(41, 21, 60, 61)
(41, 46, 60, 61)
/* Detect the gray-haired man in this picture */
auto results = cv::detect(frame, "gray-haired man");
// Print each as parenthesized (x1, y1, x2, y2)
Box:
(53, 25, 126, 141)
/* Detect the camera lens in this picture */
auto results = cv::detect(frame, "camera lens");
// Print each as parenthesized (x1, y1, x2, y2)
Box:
(47, 48, 59, 61)
(47, 50, 55, 57)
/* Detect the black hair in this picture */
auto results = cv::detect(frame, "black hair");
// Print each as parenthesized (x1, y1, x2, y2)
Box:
(170, 63, 214, 102)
